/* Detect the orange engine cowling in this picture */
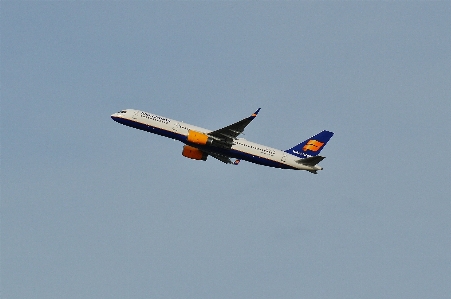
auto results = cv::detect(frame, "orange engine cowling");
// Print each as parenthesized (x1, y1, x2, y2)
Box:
(187, 130, 214, 146)
(182, 145, 208, 161)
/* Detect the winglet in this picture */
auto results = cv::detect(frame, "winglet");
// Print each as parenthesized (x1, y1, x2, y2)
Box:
(250, 108, 261, 118)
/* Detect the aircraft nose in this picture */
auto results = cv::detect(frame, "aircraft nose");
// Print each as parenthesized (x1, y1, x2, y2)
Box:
(111, 113, 121, 121)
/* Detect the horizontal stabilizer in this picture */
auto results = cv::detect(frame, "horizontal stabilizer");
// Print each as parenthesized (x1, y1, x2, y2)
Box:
(296, 156, 325, 166)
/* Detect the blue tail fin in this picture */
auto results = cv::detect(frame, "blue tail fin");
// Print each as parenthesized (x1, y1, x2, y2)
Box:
(285, 130, 334, 158)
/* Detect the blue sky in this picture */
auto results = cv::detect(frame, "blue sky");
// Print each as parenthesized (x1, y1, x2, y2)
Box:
(2, 2, 450, 299)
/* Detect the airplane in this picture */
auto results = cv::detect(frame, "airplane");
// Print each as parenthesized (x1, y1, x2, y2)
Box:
(111, 108, 334, 173)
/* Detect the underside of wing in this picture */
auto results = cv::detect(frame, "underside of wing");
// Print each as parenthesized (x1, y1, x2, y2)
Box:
(209, 152, 234, 164)
(208, 108, 261, 144)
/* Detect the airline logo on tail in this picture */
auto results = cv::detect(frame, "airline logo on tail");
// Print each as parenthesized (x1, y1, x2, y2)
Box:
(302, 140, 324, 152)
(284, 130, 334, 159)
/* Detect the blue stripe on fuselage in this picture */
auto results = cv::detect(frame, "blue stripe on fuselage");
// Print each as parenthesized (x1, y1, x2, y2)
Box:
(189, 143, 293, 169)
(112, 116, 186, 141)
(112, 116, 295, 169)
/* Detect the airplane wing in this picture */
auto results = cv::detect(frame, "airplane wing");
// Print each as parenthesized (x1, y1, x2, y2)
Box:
(209, 152, 234, 164)
(195, 149, 238, 165)
(208, 108, 261, 145)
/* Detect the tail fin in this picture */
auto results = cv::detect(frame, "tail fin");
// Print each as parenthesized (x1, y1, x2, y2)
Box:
(285, 130, 334, 158)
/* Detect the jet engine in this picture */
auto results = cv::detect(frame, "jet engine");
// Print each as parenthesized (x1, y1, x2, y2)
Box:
(187, 130, 214, 146)
(182, 145, 208, 161)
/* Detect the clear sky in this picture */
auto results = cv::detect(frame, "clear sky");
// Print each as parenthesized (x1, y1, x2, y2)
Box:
(2, 2, 450, 299)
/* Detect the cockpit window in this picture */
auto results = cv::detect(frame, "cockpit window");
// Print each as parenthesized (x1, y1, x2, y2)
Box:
(118, 110, 127, 113)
